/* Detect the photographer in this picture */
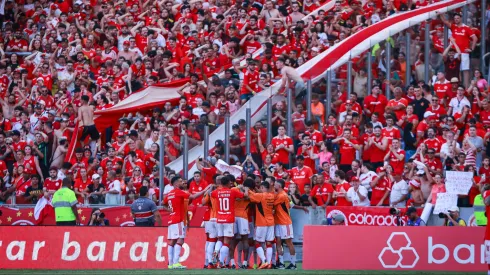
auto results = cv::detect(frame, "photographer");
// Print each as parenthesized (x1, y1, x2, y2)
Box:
(442, 206, 467, 226)
(89, 208, 109, 226)
(406, 207, 426, 226)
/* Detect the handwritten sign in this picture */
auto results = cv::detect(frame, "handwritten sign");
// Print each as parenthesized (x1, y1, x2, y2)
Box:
(215, 159, 243, 178)
(433, 193, 458, 214)
(445, 171, 473, 195)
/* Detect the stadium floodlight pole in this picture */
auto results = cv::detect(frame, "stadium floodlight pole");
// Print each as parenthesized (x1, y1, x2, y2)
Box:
(246, 107, 251, 155)
(367, 51, 372, 95)
(203, 125, 209, 160)
(405, 32, 411, 88)
(347, 60, 353, 97)
(182, 135, 189, 180)
(326, 70, 332, 118)
(481, 0, 487, 73)
(224, 114, 230, 163)
(267, 97, 273, 144)
(462, 4, 468, 24)
(443, 25, 449, 48)
(386, 39, 391, 99)
(306, 79, 312, 121)
(287, 88, 293, 168)
(158, 135, 164, 206)
(424, 21, 430, 83)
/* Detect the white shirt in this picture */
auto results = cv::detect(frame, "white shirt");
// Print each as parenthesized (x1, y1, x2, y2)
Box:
(347, 186, 370, 206)
(144, 137, 159, 151)
(448, 96, 471, 115)
(359, 171, 377, 191)
(390, 179, 409, 207)
(440, 141, 461, 157)
(163, 184, 174, 195)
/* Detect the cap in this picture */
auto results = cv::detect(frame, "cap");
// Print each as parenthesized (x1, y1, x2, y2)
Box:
(202, 101, 211, 108)
(186, 13, 193, 19)
(423, 111, 436, 119)
(350, 176, 359, 182)
(232, 124, 239, 129)
(416, 169, 425, 175)
(448, 206, 459, 212)
(238, 119, 246, 125)
(48, 110, 57, 116)
(11, 130, 20, 136)
(38, 100, 46, 106)
(34, 104, 43, 109)
(61, 118, 69, 122)
(36, 77, 44, 82)
(117, 131, 125, 137)
(253, 170, 262, 178)
(51, 4, 58, 10)
(333, 214, 345, 223)
(406, 207, 417, 216)
(92, 174, 101, 180)
(450, 77, 459, 83)
(123, 40, 130, 46)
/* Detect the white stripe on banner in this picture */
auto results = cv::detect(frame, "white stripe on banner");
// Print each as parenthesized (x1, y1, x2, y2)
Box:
(168, 0, 475, 174)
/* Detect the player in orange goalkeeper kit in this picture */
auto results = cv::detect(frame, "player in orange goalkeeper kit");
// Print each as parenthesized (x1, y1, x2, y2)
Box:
(274, 179, 297, 270)
(245, 181, 276, 269)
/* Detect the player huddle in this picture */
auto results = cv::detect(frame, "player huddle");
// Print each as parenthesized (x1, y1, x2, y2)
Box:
(163, 175, 297, 270)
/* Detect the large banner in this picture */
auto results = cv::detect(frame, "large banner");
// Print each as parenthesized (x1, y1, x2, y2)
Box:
(0, 206, 207, 227)
(325, 206, 423, 226)
(303, 226, 486, 272)
(0, 226, 205, 269)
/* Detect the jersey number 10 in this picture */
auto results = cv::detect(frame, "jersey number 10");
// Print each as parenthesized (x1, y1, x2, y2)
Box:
(219, 197, 230, 211)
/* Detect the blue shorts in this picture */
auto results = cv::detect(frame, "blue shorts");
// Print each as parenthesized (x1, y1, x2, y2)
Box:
(240, 93, 254, 101)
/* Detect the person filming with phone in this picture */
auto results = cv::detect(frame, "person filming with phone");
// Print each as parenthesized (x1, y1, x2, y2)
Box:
(89, 208, 110, 226)
(442, 206, 467, 226)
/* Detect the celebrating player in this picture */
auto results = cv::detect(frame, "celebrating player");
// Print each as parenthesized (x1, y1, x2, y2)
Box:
(164, 176, 210, 269)
(274, 179, 297, 269)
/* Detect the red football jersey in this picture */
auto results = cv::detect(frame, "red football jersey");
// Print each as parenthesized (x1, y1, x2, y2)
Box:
(44, 177, 62, 192)
(164, 188, 190, 225)
(211, 187, 244, 223)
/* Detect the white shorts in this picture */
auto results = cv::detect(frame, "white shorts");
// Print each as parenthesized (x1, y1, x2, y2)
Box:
(234, 217, 250, 236)
(205, 220, 218, 238)
(254, 226, 275, 242)
(275, 224, 294, 239)
(248, 222, 255, 238)
(218, 223, 234, 237)
(460, 53, 470, 71)
(168, 222, 186, 240)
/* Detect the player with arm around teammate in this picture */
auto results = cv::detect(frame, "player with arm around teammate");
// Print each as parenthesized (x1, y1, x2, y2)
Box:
(163, 176, 211, 269)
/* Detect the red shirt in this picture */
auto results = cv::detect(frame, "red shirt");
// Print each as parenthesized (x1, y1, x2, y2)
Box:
(369, 136, 387, 163)
(211, 187, 244, 223)
(271, 135, 293, 164)
(423, 137, 443, 153)
(335, 181, 352, 206)
(289, 166, 313, 194)
(338, 138, 359, 165)
(387, 98, 409, 120)
(163, 188, 190, 225)
(389, 149, 406, 175)
(451, 23, 475, 52)
(188, 179, 209, 206)
(44, 177, 62, 192)
(241, 69, 260, 95)
(433, 79, 452, 99)
(382, 127, 401, 141)
(364, 94, 388, 121)
(312, 183, 334, 206)
(371, 177, 391, 206)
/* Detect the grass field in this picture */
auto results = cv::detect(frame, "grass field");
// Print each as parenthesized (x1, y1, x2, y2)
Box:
(0, 268, 483, 275)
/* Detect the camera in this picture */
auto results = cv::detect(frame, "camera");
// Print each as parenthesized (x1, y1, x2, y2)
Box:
(438, 212, 448, 219)
(389, 207, 400, 215)
(99, 212, 105, 219)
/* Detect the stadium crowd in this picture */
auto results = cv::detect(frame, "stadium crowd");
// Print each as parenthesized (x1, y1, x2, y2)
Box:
(0, 0, 486, 215)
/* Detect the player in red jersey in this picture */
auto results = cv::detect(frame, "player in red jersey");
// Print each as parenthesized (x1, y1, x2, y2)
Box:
(211, 175, 245, 267)
(163, 176, 210, 269)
